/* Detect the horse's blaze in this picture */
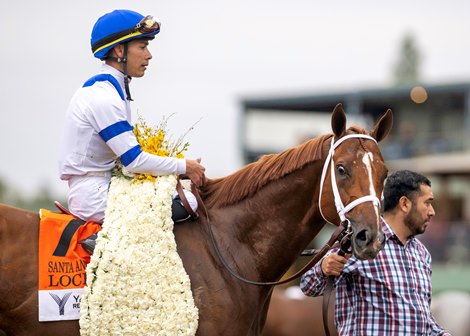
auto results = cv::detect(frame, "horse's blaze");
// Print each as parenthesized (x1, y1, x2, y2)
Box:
(362, 151, 380, 221)
(349, 150, 383, 260)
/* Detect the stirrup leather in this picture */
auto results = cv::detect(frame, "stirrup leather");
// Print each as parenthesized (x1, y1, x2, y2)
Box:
(175, 180, 199, 221)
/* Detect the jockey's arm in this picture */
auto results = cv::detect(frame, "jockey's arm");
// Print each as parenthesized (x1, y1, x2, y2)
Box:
(99, 120, 186, 175)
(91, 102, 186, 176)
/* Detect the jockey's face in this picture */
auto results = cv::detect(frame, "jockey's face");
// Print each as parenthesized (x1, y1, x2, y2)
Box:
(125, 39, 153, 78)
(110, 39, 153, 78)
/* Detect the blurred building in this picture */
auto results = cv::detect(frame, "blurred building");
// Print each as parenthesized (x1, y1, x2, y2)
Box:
(241, 81, 470, 292)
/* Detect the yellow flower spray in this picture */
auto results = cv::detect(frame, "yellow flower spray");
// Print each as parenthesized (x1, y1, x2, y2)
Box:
(132, 114, 194, 182)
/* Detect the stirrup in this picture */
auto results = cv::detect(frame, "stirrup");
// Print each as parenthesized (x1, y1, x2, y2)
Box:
(79, 233, 98, 254)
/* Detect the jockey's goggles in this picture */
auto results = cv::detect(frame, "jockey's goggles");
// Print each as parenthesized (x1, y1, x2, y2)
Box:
(135, 15, 161, 34)
(92, 15, 161, 57)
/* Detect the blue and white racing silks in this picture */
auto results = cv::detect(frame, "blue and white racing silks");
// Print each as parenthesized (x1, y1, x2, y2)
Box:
(58, 64, 186, 222)
(59, 64, 185, 180)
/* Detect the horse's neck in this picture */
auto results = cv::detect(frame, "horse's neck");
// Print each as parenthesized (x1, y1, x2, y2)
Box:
(225, 163, 325, 281)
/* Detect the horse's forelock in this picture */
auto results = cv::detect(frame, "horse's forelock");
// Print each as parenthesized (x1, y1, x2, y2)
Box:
(347, 125, 368, 135)
(202, 133, 334, 208)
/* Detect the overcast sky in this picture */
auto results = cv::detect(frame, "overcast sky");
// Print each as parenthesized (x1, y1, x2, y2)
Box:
(1, 0, 470, 198)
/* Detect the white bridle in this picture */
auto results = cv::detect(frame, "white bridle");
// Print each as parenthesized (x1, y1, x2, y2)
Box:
(318, 134, 382, 225)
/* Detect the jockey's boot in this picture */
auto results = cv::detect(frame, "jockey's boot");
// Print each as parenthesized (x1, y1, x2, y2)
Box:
(172, 196, 191, 223)
(79, 233, 98, 255)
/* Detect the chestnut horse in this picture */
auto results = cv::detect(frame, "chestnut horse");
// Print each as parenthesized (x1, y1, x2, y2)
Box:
(0, 104, 392, 335)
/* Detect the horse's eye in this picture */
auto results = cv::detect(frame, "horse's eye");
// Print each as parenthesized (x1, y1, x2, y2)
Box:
(337, 164, 347, 176)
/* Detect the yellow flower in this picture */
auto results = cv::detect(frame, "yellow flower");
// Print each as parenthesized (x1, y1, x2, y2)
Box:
(128, 114, 196, 182)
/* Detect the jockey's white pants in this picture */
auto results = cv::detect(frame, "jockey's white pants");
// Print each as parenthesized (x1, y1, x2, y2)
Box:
(67, 175, 197, 223)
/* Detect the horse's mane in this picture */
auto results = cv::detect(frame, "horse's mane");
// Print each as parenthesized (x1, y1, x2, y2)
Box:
(201, 125, 368, 209)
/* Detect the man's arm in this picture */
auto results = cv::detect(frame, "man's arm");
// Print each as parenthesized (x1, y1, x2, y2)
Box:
(300, 255, 329, 296)
(300, 250, 350, 296)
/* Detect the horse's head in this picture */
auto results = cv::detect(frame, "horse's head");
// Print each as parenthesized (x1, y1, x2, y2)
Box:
(319, 103, 393, 260)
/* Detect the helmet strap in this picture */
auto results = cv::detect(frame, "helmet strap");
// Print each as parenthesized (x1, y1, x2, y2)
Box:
(105, 43, 133, 101)
(122, 43, 133, 101)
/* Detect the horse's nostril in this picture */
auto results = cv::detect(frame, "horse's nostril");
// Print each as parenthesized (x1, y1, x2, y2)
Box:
(355, 229, 370, 248)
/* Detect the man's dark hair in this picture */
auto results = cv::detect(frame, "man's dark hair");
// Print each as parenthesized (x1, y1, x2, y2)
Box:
(383, 170, 431, 212)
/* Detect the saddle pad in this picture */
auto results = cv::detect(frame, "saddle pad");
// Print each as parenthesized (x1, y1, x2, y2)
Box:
(38, 209, 101, 321)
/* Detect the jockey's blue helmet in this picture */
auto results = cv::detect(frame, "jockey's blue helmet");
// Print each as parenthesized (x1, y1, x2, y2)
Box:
(91, 9, 161, 60)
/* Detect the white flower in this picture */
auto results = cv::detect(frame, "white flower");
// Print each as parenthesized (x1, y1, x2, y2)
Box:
(80, 175, 199, 335)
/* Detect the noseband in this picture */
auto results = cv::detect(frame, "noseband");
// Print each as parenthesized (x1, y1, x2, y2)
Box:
(318, 134, 382, 227)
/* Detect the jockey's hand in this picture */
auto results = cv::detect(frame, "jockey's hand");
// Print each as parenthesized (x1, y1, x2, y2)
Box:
(185, 158, 206, 187)
(321, 252, 351, 277)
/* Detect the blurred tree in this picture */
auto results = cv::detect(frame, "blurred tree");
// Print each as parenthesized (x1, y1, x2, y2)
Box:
(392, 33, 421, 85)
(30, 184, 61, 211)
(0, 179, 7, 202)
(0, 178, 63, 212)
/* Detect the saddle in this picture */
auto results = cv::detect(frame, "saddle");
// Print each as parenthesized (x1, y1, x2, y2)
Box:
(54, 179, 203, 254)
(55, 180, 199, 219)
(52, 202, 101, 254)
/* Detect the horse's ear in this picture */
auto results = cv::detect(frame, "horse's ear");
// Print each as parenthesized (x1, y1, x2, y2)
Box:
(331, 103, 346, 137)
(370, 109, 393, 142)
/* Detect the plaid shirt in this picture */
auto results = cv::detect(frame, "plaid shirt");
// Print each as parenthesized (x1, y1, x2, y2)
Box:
(300, 219, 450, 336)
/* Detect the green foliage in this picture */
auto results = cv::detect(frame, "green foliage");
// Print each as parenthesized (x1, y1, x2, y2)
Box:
(0, 179, 64, 212)
(392, 33, 421, 86)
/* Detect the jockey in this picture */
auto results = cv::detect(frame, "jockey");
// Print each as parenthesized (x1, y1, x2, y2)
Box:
(58, 9, 206, 252)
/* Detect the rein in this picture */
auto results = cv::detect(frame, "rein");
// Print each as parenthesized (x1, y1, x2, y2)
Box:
(187, 183, 339, 286)
(208, 214, 350, 286)
(322, 236, 352, 336)
(189, 133, 380, 287)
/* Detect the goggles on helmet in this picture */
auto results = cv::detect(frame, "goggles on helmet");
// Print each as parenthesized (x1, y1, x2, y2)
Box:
(135, 15, 160, 34)
(92, 15, 161, 58)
